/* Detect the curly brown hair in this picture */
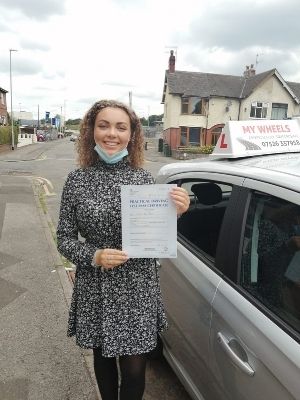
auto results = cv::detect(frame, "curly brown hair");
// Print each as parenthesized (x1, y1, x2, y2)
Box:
(76, 99, 144, 168)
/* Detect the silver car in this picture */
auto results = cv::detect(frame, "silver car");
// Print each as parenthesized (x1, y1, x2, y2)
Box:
(156, 147, 300, 399)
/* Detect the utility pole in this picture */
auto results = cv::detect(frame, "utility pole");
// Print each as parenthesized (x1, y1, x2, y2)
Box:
(9, 49, 18, 150)
(63, 100, 66, 133)
(60, 105, 63, 133)
(37, 104, 40, 128)
(129, 91, 132, 108)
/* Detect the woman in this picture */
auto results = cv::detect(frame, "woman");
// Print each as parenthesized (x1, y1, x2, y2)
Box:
(57, 99, 190, 400)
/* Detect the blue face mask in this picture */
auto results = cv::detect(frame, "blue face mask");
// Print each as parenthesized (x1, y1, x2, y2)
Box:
(94, 143, 128, 164)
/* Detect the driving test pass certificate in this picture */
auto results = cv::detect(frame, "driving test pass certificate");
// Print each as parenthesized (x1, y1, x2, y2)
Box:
(121, 184, 177, 258)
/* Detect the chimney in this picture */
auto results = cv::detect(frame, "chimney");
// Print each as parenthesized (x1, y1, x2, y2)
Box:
(249, 63, 256, 76)
(168, 50, 175, 73)
(243, 64, 256, 78)
(243, 65, 250, 78)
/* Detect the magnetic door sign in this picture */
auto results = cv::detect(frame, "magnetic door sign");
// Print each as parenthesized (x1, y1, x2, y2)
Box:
(212, 119, 300, 158)
(121, 184, 177, 258)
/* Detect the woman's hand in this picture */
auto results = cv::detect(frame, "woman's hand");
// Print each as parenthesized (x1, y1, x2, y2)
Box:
(94, 248, 129, 269)
(286, 236, 300, 252)
(170, 187, 190, 215)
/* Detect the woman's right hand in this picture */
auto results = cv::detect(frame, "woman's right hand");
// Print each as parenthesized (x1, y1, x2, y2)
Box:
(94, 248, 129, 269)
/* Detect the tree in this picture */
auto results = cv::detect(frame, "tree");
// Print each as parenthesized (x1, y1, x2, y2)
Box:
(148, 114, 163, 127)
(66, 118, 82, 125)
(140, 117, 148, 126)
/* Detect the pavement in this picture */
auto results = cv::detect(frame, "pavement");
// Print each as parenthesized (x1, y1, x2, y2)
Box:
(0, 138, 177, 400)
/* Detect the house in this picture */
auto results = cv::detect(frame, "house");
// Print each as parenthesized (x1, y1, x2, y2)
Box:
(162, 52, 300, 150)
(0, 87, 8, 125)
(12, 111, 35, 126)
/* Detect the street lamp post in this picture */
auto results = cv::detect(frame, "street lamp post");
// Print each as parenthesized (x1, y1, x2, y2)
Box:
(9, 49, 17, 150)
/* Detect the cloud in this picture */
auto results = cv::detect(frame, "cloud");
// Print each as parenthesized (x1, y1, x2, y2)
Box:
(43, 70, 66, 80)
(132, 90, 161, 102)
(0, 0, 65, 19)
(20, 38, 51, 52)
(102, 81, 134, 88)
(0, 19, 11, 32)
(111, 0, 146, 6)
(0, 56, 42, 76)
(175, 0, 300, 51)
(167, 0, 300, 83)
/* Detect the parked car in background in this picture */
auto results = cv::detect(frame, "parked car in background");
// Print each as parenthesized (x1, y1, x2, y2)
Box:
(36, 132, 45, 142)
(156, 119, 300, 400)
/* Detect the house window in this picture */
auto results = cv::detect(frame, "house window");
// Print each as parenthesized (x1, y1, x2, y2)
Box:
(211, 126, 223, 145)
(181, 98, 189, 114)
(271, 103, 288, 120)
(0, 93, 3, 105)
(181, 97, 203, 115)
(189, 127, 201, 145)
(250, 102, 268, 119)
(190, 97, 202, 114)
(180, 126, 201, 146)
(180, 127, 188, 145)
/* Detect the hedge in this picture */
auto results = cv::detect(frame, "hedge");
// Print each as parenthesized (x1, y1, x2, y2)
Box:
(179, 145, 215, 154)
(0, 126, 19, 145)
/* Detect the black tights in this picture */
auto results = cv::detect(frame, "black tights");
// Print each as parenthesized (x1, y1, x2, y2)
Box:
(93, 348, 147, 400)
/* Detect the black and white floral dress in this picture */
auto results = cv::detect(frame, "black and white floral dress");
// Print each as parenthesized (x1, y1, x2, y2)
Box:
(56, 159, 168, 357)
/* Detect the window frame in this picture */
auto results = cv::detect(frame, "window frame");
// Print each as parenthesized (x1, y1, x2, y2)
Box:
(250, 101, 268, 119)
(181, 96, 204, 115)
(179, 126, 201, 146)
(238, 191, 300, 338)
(271, 103, 288, 120)
(181, 97, 189, 114)
(180, 126, 188, 146)
(228, 186, 300, 344)
(167, 176, 242, 275)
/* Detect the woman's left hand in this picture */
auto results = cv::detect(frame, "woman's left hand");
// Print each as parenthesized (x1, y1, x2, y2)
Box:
(170, 187, 190, 215)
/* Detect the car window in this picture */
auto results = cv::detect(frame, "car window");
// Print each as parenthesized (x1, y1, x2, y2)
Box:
(176, 180, 233, 259)
(241, 192, 300, 334)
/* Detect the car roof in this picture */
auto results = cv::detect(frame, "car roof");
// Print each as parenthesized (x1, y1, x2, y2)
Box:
(157, 152, 300, 192)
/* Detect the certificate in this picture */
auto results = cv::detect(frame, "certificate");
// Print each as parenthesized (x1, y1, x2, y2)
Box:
(121, 184, 177, 258)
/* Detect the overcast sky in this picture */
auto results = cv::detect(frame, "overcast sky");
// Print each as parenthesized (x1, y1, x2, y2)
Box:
(0, 0, 299, 121)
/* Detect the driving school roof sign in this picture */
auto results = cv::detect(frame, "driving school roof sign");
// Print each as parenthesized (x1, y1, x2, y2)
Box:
(213, 119, 300, 158)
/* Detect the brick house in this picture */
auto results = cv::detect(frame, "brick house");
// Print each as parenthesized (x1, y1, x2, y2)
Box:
(162, 52, 300, 150)
(0, 87, 8, 125)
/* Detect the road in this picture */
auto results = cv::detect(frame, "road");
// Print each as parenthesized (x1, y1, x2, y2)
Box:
(0, 138, 191, 400)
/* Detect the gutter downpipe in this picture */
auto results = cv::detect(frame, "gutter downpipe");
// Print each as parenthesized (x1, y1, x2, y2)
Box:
(205, 97, 210, 145)
(238, 78, 247, 121)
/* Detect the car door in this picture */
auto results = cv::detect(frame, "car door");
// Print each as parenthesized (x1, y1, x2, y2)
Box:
(210, 181, 300, 400)
(159, 172, 245, 400)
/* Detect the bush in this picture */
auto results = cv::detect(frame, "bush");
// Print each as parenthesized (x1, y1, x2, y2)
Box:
(200, 145, 215, 154)
(180, 145, 215, 154)
(66, 124, 80, 131)
(0, 126, 18, 145)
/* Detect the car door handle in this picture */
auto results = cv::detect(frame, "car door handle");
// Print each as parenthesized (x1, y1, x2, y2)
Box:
(217, 332, 255, 377)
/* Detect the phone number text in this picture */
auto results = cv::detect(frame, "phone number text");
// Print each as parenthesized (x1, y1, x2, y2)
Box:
(261, 140, 300, 147)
